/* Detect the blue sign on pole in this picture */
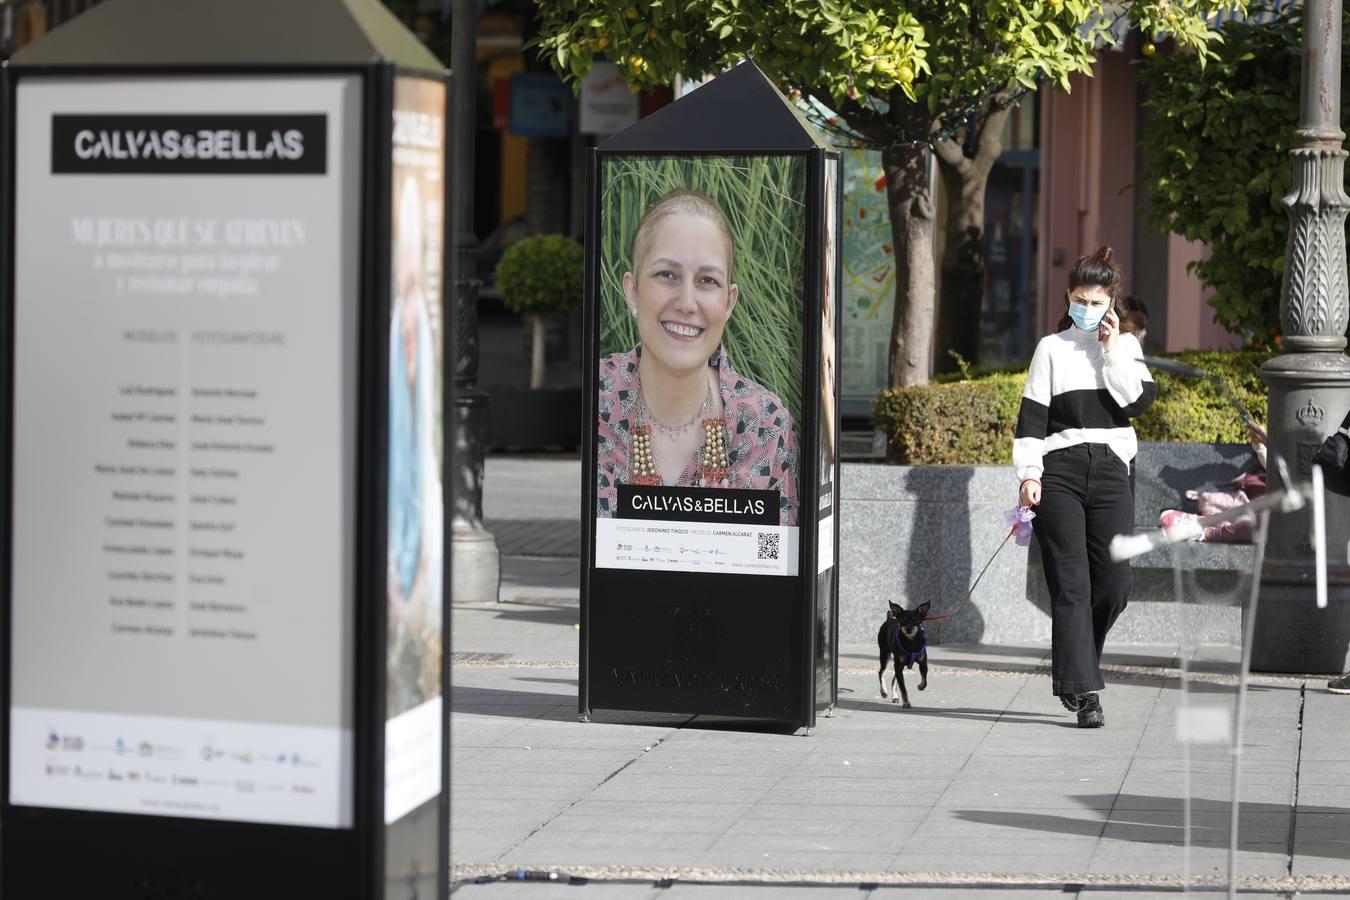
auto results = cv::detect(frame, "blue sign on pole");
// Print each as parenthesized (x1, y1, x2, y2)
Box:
(509, 73, 570, 138)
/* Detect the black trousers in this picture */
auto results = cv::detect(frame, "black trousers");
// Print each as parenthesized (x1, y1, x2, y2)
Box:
(1033, 443, 1134, 696)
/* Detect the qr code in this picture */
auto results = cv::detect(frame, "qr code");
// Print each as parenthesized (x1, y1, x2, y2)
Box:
(757, 532, 780, 560)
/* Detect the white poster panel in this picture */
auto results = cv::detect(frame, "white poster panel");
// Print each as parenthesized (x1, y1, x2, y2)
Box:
(579, 62, 638, 136)
(9, 76, 361, 829)
(818, 158, 839, 575)
(384, 76, 446, 825)
(595, 517, 800, 576)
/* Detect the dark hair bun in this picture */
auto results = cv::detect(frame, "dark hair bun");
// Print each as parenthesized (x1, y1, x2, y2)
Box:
(1068, 245, 1123, 297)
(1095, 246, 1120, 273)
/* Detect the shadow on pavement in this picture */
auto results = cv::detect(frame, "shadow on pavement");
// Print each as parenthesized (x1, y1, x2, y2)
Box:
(498, 559, 581, 590)
(955, 794, 1350, 860)
(483, 605, 579, 627)
(841, 644, 1053, 663)
(486, 518, 581, 557)
(451, 682, 807, 735)
(451, 684, 576, 720)
(834, 697, 1075, 728)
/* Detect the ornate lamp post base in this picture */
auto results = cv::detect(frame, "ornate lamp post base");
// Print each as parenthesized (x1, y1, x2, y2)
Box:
(450, 386, 501, 605)
(452, 526, 502, 604)
(1251, 0, 1350, 672)
(1253, 355, 1350, 672)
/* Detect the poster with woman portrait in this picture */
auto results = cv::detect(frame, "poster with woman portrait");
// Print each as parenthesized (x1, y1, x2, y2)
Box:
(818, 157, 839, 575)
(385, 76, 445, 824)
(593, 155, 805, 577)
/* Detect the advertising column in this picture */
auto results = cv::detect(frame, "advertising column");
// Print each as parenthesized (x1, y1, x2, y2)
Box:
(384, 75, 446, 826)
(8, 76, 361, 828)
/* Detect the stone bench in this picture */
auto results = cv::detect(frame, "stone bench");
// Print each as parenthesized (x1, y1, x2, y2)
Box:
(837, 442, 1260, 647)
(1101, 441, 1259, 643)
(1128, 440, 1260, 571)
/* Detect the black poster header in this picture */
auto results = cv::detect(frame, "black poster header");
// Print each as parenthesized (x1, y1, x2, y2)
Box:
(616, 484, 779, 526)
(51, 114, 327, 175)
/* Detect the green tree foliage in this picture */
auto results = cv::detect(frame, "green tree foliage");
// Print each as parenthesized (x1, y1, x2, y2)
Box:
(533, 0, 1242, 387)
(1137, 5, 1344, 345)
(535, 0, 1234, 109)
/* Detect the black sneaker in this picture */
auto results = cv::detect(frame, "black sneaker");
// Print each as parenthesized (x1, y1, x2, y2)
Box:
(1329, 674, 1350, 695)
(1077, 692, 1104, 728)
(1058, 694, 1082, 713)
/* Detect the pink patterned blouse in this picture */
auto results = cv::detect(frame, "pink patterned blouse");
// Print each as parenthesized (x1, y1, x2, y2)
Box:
(596, 345, 799, 525)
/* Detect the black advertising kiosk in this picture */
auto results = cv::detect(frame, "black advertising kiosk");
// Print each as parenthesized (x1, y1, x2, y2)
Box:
(580, 62, 842, 729)
(0, 2, 449, 897)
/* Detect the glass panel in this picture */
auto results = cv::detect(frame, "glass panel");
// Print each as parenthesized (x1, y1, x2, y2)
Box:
(1169, 527, 1264, 892)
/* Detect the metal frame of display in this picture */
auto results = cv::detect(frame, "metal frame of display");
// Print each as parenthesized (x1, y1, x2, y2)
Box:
(0, 59, 450, 900)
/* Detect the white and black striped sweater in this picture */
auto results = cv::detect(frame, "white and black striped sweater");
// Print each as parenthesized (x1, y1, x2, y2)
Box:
(1014, 327, 1157, 483)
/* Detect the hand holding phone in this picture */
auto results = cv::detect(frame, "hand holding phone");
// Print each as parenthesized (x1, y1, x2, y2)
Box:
(1098, 307, 1119, 351)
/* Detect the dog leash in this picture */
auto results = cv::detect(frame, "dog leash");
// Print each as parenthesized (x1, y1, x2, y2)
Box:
(924, 520, 1021, 623)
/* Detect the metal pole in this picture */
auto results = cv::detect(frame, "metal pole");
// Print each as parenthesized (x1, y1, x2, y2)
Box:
(1252, 0, 1350, 673)
(449, 0, 501, 603)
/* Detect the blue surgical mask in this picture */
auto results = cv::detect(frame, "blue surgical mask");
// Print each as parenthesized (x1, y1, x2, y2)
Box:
(1068, 302, 1107, 332)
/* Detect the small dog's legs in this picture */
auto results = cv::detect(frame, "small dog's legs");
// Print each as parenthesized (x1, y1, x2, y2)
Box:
(877, 648, 890, 699)
(895, 667, 910, 709)
(917, 656, 928, 692)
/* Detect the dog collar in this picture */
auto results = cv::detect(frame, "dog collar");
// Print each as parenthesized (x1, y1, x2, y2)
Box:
(889, 627, 927, 668)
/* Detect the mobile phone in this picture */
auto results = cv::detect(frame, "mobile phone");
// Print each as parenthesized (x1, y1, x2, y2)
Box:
(1098, 300, 1117, 341)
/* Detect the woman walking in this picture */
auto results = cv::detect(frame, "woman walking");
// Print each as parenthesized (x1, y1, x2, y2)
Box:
(1014, 247, 1156, 727)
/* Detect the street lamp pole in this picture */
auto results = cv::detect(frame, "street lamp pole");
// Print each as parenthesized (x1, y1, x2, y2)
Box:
(448, 0, 501, 603)
(1252, 0, 1350, 671)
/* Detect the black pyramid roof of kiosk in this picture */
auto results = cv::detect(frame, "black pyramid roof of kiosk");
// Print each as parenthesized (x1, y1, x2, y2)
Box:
(9, 0, 443, 75)
(599, 60, 832, 153)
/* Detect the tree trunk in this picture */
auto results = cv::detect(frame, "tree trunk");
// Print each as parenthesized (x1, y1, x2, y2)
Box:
(525, 137, 569, 236)
(933, 105, 1013, 374)
(529, 313, 546, 389)
(882, 142, 938, 388)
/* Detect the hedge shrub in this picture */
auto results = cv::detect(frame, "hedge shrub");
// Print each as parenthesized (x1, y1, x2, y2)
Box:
(495, 234, 585, 317)
(874, 350, 1271, 465)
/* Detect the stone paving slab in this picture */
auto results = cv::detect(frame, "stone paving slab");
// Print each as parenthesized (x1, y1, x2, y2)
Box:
(450, 600, 1350, 895)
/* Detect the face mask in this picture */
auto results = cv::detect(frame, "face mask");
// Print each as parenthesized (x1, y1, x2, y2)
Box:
(1068, 302, 1107, 332)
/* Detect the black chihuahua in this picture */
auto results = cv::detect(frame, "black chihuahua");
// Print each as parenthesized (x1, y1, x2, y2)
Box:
(877, 600, 930, 708)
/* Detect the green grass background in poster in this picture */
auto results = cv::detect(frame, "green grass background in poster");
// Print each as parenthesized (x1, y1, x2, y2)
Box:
(599, 155, 807, 425)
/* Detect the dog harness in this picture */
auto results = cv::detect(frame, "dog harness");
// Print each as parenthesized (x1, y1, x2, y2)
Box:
(889, 627, 927, 670)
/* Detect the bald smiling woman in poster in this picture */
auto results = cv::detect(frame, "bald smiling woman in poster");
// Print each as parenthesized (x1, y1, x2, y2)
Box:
(387, 174, 443, 714)
(596, 189, 799, 526)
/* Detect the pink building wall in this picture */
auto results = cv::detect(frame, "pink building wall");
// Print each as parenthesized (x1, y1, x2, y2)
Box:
(1167, 238, 1242, 351)
(1035, 50, 1234, 352)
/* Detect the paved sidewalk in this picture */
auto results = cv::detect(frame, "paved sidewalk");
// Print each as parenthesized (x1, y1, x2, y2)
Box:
(452, 455, 1349, 898)
(449, 599, 1350, 899)
(484, 456, 581, 605)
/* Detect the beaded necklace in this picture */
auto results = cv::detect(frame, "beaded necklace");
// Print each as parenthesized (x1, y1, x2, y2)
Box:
(629, 377, 731, 488)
